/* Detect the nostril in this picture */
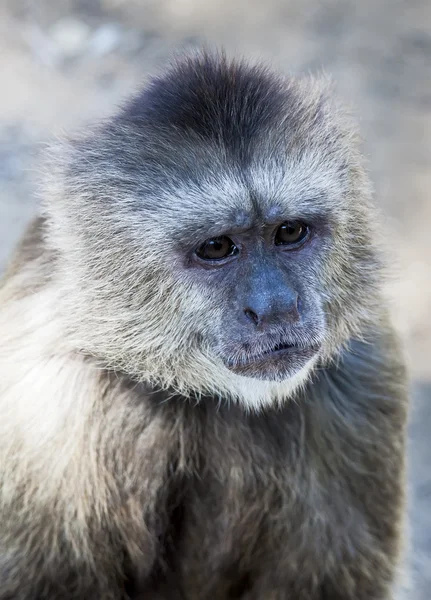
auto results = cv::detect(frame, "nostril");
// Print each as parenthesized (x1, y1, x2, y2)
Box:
(244, 308, 259, 326)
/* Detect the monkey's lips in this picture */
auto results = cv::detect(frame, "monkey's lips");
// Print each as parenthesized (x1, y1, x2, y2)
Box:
(224, 340, 321, 381)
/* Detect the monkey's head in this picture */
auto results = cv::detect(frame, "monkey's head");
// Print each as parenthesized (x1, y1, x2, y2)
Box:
(45, 52, 382, 409)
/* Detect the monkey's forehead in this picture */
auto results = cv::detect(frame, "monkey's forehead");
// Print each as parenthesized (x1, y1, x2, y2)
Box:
(67, 122, 355, 245)
(141, 154, 351, 243)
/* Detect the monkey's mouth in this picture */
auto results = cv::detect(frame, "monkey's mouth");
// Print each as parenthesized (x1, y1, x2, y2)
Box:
(261, 341, 296, 355)
(231, 340, 317, 363)
(224, 338, 321, 380)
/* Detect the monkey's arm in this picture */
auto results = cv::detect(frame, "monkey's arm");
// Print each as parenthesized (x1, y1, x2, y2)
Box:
(309, 327, 409, 600)
(0, 219, 175, 599)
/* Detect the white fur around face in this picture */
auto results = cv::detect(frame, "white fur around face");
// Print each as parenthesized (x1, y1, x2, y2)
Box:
(216, 356, 319, 411)
(159, 345, 321, 412)
(0, 281, 88, 480)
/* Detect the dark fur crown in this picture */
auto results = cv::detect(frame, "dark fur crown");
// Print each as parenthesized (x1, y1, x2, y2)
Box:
(117, 53, 292, 152)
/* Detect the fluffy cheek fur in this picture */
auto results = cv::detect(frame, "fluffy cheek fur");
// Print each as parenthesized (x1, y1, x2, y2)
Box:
(47, 242, 316, 410)
(44, 209, 373, 411)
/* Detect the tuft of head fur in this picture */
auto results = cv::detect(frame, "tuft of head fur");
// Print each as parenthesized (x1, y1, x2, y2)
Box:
(42, 51, 383, 409)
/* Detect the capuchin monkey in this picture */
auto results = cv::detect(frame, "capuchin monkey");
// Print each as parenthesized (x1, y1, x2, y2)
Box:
(0, 52, 408, 600)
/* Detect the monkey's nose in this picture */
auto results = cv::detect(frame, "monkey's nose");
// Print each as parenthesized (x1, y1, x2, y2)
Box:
(243, 295, 300, 328)
(244, 308, 260, 326)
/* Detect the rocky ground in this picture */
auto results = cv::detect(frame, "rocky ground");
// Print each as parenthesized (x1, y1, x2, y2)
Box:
(0, 0, 430, 596)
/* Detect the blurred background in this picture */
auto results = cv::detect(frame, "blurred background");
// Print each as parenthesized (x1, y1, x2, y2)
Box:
(0, 0, 429, 596)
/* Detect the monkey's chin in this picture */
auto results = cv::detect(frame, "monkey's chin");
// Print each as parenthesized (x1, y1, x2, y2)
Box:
(225, 346, 320, 382)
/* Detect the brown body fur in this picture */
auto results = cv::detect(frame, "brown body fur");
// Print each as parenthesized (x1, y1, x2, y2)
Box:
(0, 54, 408, 599)
(0, 218, 408, 598)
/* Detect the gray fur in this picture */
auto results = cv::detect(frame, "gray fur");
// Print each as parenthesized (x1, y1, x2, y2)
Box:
(0, 52, 408, 599)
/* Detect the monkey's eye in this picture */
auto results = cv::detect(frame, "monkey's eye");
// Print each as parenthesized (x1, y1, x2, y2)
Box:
(195, 236, 239, 261)
(275, 222, 309, 247)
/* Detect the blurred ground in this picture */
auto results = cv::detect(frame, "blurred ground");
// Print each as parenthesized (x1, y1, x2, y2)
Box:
(0, 0, 429, 596)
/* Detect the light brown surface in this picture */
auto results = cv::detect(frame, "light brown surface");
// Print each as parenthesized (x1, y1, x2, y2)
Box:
(0, 0, 429, 596)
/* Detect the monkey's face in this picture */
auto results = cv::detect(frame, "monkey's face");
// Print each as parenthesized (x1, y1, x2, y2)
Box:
(183, 210, 325, 384)
(161, 150, 366, 405)
(48, 55, 381, 408)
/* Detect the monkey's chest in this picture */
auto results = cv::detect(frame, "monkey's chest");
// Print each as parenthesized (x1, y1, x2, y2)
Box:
(160, 469, 357, 600)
